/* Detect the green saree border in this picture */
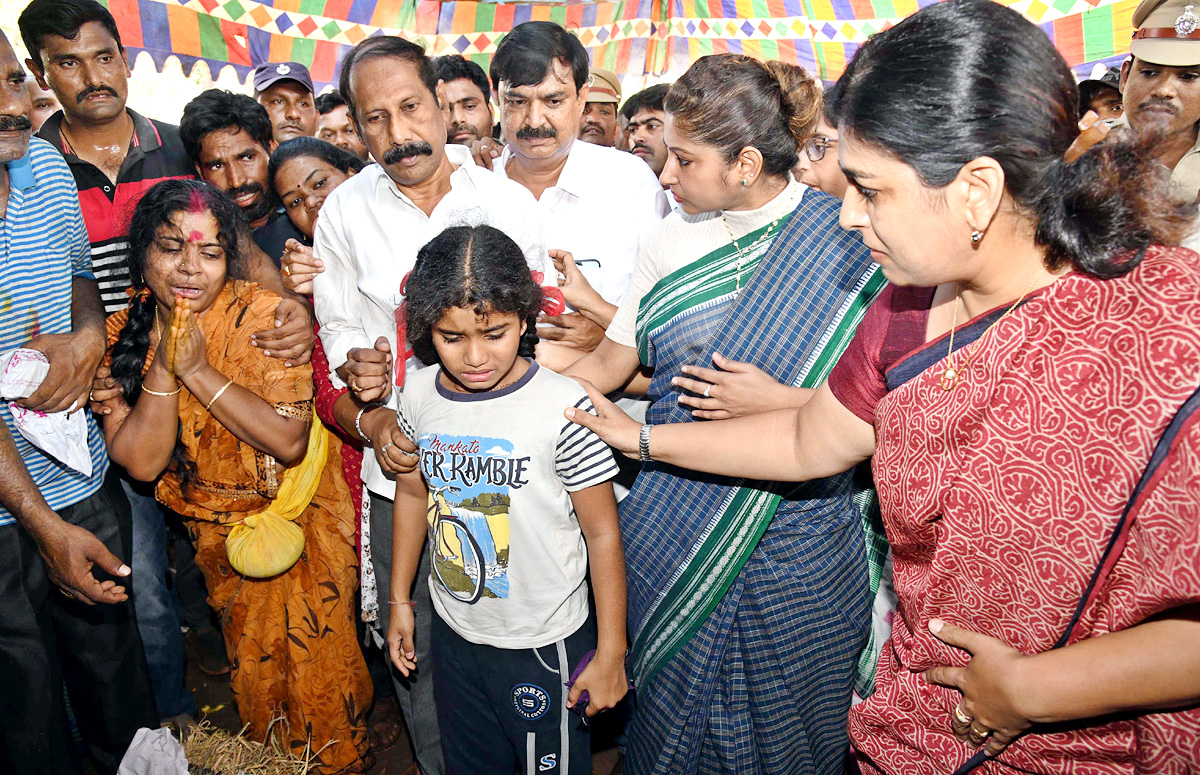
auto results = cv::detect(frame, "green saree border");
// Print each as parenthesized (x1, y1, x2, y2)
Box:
(631, 265, 888, 687)
(635, 218, 780, 364)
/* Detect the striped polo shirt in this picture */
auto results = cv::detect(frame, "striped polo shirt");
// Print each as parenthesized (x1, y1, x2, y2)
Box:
(38, 109, 193, 313)
(0, 138, 109, 526)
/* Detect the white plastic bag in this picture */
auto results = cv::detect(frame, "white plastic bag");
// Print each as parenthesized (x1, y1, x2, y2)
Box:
(117, 727, 189, 775)
(0, 348, 92, 477)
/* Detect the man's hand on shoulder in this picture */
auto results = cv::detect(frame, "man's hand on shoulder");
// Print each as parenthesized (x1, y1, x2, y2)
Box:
(251, 298, 315, 366)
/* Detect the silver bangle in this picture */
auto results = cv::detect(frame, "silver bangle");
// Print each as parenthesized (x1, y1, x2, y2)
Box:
(354, 402, 381, 444)
(639, 423, 653, 462)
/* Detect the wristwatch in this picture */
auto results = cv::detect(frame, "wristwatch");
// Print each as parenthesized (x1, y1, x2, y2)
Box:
(639, 423, 653, 462)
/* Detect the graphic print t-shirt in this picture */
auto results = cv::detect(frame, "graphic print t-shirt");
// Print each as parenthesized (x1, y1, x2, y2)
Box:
(395, 361, 618, 648)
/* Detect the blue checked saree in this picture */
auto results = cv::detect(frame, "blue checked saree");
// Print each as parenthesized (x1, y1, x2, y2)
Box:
(623, 189, 886, 775)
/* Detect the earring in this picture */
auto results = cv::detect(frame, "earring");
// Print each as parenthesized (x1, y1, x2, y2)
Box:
(740, 179, 748, 186)
(971, 230, 983, 243)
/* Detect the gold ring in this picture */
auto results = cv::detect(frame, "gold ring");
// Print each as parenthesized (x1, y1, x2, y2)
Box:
(282, 264, 291, 277)
(968, 722, 992, 743)
(350, 377, 359, 392)
(59, 588, 74, 599)
(953, 705, 972, 726)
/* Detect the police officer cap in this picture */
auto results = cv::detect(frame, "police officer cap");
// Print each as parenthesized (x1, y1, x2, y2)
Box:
(1132, 0, 1200, 66)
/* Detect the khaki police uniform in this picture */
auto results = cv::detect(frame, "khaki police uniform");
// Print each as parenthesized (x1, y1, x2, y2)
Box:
(1128, 0, 1200, 249)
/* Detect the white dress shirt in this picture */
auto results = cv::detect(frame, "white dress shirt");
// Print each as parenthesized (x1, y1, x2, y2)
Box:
(313, 142, 550, 497)
(497, 138, 668, 497)
(495, 139, 671, 306)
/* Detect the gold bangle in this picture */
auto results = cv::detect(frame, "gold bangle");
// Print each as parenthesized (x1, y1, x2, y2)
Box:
(141, 384, 181, 397)
(205, 379, 234, 411)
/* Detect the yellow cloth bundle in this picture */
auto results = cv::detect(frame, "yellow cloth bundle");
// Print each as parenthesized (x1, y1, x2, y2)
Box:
(225, 418, 328, 578)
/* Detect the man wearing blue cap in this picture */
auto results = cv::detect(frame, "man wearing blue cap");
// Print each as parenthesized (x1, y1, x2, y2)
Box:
(253, 61, 317, 145)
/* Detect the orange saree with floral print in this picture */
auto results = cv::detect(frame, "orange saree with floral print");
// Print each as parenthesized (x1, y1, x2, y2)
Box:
(105, 281, 371, 773)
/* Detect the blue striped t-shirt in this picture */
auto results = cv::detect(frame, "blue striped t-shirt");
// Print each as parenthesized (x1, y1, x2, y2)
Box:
(0, 138, 109, 526)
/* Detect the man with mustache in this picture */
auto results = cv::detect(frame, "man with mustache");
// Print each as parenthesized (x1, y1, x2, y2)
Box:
(253, 61, 318, 145)
(485, 22, 670, 354)
(434, 55, 496, 146)
(1120, 0, 1200, 205)
(0, 28, 158, 774)
(621, 83, 671, 179)
(179, 89, 309, 267)
(20, 0, 194, 314)
(308, 36, 550, 775)
(579, 67, 622, 147)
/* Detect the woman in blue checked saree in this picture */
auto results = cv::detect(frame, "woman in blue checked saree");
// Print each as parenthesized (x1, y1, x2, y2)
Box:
(565, 55, 886, 774)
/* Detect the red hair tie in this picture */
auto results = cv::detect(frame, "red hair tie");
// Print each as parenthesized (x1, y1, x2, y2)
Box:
(533, 271, 566, 317)
(394, 271, 416, 388)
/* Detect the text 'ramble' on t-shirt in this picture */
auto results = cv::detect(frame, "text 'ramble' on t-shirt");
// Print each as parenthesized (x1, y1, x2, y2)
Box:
(394, 361, 618, 649)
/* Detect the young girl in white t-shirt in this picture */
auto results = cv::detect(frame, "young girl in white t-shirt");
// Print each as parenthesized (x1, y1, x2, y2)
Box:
(387, 224, 628, 774)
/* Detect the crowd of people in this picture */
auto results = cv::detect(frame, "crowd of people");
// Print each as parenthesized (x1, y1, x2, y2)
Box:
(2, 0, 1200, 773)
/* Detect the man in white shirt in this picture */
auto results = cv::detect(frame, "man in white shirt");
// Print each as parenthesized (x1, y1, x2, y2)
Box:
(486, 21, 670, 351)
(310, 35, 548, 775)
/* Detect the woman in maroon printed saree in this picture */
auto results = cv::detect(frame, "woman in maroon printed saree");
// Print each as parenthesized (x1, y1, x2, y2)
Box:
(564, 1, 1200, 773)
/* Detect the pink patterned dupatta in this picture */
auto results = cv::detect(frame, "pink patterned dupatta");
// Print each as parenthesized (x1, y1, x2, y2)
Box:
(840, 246, 1200, 775)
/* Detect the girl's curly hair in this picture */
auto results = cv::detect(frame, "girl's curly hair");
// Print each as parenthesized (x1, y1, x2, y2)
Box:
(405, 225, 543, 367)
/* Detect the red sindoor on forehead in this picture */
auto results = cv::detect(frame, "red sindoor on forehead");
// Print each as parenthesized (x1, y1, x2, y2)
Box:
(187, 188, 208, 213)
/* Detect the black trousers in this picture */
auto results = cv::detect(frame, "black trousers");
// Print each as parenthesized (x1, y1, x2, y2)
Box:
(0, 472, 158, 775)
(432, 613, 595, 775)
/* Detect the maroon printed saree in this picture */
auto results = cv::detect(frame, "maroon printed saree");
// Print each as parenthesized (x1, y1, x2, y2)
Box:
(832, 246, 1200, 775)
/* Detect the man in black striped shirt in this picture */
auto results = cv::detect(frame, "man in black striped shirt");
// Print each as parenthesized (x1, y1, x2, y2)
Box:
(24, 1, 192, 315)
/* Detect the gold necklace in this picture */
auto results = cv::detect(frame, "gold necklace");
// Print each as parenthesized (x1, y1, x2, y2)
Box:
(939, 269, 1045, 392)
(720, 184, 799, 295)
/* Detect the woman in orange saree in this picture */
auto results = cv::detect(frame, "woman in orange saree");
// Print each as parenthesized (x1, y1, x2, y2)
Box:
(563, 2, 1200, 773)
(99, 179, 371, 773)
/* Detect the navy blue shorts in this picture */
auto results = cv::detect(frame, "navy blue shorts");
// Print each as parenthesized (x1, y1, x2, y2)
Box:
(431, 612, 596, 775)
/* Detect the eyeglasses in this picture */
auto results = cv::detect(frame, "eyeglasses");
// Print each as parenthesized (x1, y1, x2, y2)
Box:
(804, 137, 838, 162)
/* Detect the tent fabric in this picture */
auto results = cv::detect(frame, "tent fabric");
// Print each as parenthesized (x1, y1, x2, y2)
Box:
(101, 0, 1139, 93)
